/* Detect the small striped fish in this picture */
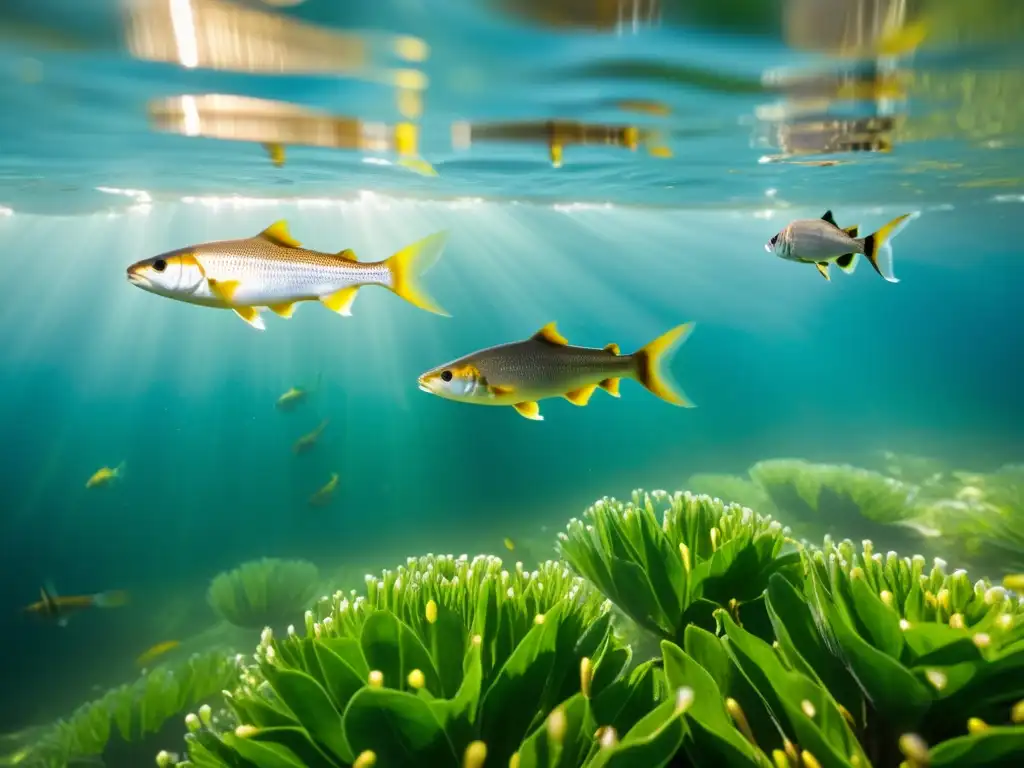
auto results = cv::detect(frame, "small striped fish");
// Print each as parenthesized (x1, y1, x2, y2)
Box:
(127, 220, 449, 330)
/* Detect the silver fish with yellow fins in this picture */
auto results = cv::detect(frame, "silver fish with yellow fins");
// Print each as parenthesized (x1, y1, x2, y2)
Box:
(417, 321, 696, 421)
(126, 221, 450, 330)
(765, 209, 919, 283)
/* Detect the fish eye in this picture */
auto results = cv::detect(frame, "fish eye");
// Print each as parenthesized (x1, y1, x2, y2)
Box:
(153, 259, 167, 272)
(440, 370, 453, 382)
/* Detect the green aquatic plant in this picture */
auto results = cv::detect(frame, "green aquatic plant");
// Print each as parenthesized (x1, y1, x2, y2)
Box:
(749, 459, 917, 526)
(160, 487, 1024, 768)
(684, 472, 778, 516)
(557, 490, 800, 644)
(12, 650, 239, 767)
(172, 553, 700, 768)
(208, 557, 321, 629)
(873, 451, 950, 486)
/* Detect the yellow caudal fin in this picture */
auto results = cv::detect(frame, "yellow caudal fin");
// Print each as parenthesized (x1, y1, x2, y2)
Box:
(860, 211, 920, 283)
(632, 323, 696, 407)
(383, 231, 450, 316)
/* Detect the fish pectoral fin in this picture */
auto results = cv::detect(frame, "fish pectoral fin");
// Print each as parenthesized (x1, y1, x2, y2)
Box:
(334, 248, 358, 262)
(232, 306, 266, 331)
(531, 322, 568, 346)
(815, 263, 831, 281)
(513, 401, 544, 421)
(257, 220, 302, 248)
(821, 209, 838, 227)
(842, 224, 860, 238)
(489, 384, 515, 397)
(603, 343, 620, 355)
(320, 287, 360, 316)
(563, 384, 597, 406)
(263, 143, 285, 167)
(208, 278, 242, 304)
(599, 377, 621, 397)
(835, 253, 858, 274)
(268, 302, 298, 318)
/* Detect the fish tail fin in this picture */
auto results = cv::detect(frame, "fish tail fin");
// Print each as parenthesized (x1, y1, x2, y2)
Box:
(859, 212, 919, 283)
(383, 231, 450, 316)
(93, 590, 129, 609)
(631, 323, 697, 407)
(113, 461, 126, 479)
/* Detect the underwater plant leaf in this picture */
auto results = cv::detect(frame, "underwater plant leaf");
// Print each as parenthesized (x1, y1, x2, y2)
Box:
(660, 640, 765, 764)
(683, 625, 783, 754)
(903, 582, 928, 623)
(298, 638, 332, 691)
(194, 728, 254, 767)
(258, 663, 351, 764)
(313, 639, 368, 713)
(359, 611, 404, 690)
(766, 574, 864, 724)
(575, 611, 613, 661)
(846, 576, 905, 660)
(634, 504, 685, 622)
(479, 601, 565, 764)
(230, 694, 300, 730)
(927, 725, 1024, 767)
(589, 638, 631, 699)
(428, 599, 469, 698)
(537, 608, 596, 717)
(223, 731, 307, 768)
(318, 636, 369, 679)
(342, 686, 459, 767)
(677, 598, 720, 637)
(427, 631, 483, 752)
(586, 695, 689, 768)
(701, 533, 761, 604)
(181, 737, 231, 768)
(559, 533, 620, 611)
(514, 693, 591, 768)
(589, 658, 661, 737)
(399, 620, 444, 696)
(604, 555, 673, 636)
(720, 610, 868, 768)
(924, 648, 1024, 732)
(805, 563, 932, 732)
(902, 624, 981, 666)
(250, 725, 344, 767)
(472, 577, 501, 682)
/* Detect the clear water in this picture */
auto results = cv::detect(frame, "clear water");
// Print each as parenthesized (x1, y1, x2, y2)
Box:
(1, 0, 1023, 762)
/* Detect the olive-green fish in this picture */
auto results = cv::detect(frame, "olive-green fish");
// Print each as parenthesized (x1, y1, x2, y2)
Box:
(417, 321, 696, 421)
(126, 220, 450, 330)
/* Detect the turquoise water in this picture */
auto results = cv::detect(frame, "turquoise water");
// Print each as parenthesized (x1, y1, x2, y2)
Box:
(1, 0, 1023, 764)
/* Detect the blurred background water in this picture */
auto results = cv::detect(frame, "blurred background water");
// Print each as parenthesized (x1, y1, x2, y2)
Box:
(1, 0, 1023, 763)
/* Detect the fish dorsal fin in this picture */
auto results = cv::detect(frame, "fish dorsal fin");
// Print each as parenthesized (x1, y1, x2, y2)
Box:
(603, 343, 620, 355)
(257, 220, 302, 248)
(335, 248, 358, 262)
(531, 322, 568, 346)
(821, 210, 838, 227)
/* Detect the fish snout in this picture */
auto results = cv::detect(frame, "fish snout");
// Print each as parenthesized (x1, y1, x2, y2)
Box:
(763, 242, 773, 253)
(126, 264, 150, 288)
(417, 372, 439, 395)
